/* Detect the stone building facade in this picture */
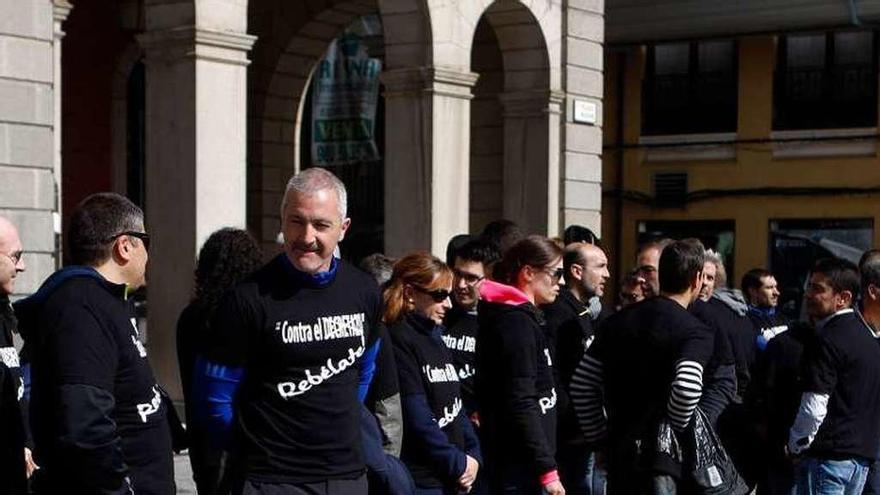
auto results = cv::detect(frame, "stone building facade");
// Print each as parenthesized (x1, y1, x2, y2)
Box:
(0, 0, 605, 400)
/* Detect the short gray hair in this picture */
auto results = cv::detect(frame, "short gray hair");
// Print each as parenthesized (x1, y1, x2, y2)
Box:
(705, 249, 727, 287)
(280, 167, 348, 220)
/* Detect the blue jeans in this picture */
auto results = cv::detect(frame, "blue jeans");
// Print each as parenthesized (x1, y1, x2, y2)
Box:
(558, 449, 607, 495)
(794, 457, 869, 495)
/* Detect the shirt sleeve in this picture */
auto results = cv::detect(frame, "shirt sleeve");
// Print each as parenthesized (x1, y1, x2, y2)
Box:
(48, 303, 131, 493)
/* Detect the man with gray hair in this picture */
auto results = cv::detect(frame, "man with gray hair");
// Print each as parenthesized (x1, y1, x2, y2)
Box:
(0, 216, 31, 492)
(196, 167, 383, 494)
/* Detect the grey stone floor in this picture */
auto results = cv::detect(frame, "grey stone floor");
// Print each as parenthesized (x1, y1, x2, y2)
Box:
(174, 452, 197, 494)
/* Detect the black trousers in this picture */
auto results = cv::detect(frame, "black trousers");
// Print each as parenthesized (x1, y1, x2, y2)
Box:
(237, 474, 368, 495)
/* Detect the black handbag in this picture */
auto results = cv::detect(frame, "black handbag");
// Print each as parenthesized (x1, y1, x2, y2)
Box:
(158, 385, 189, 454)
(686, 408, 748, 495)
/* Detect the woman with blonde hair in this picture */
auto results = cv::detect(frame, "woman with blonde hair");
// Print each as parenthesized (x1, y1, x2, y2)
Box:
(384, 252, 481, 495)
(475, 235, 565, 495)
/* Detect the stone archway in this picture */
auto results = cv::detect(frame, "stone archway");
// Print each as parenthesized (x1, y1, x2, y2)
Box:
(248, 0, 436, 256)
(469, 0, 561, 235)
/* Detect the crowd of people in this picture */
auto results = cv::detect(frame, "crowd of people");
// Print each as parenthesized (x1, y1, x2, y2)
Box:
(1, 166, 880, 495)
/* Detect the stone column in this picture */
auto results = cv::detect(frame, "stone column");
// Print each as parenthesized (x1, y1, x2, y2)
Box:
(0, 0, 57, 296)
(52, 0, 72, 257)
(381, 67, 479, 257)
(138, 27, 255, 400)
(560, 0, 605, 236)
(499, 90, 565, 236)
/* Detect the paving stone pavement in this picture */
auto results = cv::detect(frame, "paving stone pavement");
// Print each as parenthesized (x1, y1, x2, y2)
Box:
(174, 452, 196, 494)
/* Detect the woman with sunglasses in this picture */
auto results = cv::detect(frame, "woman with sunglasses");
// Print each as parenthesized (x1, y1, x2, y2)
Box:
(475, 235, 565, 495)
(383, 252, 482, 495)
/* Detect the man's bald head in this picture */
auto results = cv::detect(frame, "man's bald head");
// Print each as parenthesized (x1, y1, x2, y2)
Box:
(0, 215, 25, 296)
(563, 242, 610, 300)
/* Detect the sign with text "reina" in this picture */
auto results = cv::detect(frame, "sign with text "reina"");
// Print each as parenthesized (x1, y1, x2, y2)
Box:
(311, 35, 382, 166)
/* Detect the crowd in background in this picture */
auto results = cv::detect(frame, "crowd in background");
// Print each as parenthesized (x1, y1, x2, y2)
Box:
(1, 166, 880, 495)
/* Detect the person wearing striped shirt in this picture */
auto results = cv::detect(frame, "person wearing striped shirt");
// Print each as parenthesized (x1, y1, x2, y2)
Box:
(570, 239, 714, 495)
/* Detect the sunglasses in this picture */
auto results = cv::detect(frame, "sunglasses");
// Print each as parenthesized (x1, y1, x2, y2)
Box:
(106, 231, 151, 251)
(542, 267, 565, 282)
(413, 286, 452, 303)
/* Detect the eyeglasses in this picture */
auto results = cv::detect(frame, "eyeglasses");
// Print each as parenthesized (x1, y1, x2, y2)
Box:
(106, 231, 151, 251)
(637, 265, 657, 274)
(543, 267, 565, 282)
(2, 250, 23, 265)
(413, 286, 452, 303)
(453, 268, 484, 286)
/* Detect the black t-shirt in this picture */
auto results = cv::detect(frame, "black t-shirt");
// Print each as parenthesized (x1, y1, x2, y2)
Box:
(390, 313, 466, 488)
(442, 305, 479, 414)
(588, 297, 714, 446)
(542, 287, 595, 450)
(28, 276, 173, 494)
(805, 311, 880, 460)
(204, 255, 381, 483)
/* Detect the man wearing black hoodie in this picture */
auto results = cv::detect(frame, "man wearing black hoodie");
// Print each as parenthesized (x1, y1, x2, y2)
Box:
(15, 193, 173, 494)
(543, 241, 609, 495)
(0, 216, 31, 493)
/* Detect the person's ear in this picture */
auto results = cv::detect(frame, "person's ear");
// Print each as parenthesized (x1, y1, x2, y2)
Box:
(339, 217, 351, 242)
(403, 285, 414, 303)
(869, 284, 880, 301)
(838, 290, 853, 309)
(571, 264, 583, 281)
(113, 237, 133, 263)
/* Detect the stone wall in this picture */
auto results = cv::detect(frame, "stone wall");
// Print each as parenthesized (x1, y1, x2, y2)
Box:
(0, 0, 57, 296)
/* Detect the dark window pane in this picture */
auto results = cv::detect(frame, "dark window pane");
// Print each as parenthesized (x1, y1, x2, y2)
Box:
(642, 40, 737, 135)
(774, 30, 877, 130)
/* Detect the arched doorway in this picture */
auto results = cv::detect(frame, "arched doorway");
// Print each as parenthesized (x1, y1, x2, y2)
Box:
(248, 0, 433, 259)
(468, 0, 559, 235)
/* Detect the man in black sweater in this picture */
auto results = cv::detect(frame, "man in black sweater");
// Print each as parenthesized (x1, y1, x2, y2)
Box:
(571, 240, 714, 495)
(16, 193, 173, 494)
(195, 168, 381, 495)
(543, 241, 609, 495)
(0, 216, 31, 493)
(443, 237, 498, 419)
(788, 258, 880, 495)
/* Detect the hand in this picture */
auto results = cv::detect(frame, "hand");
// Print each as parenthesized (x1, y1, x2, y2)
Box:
(543, 480, 565, 495)
(469, 411, 481, 428)
(24, 447, 37, 478)
(458, 455, 479, 491)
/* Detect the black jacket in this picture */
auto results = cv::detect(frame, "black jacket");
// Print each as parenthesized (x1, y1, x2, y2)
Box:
(689, 299, 738, 425)
(16, 267, 173, 495)
(0, 297, 27, 494)
(541, 287, 595, 450)
(751, 321, 816, 462)
(475, 284, 557, 480)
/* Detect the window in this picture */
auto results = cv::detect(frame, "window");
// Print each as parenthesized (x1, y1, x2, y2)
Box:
(769, 218, 874, 318)
(774, 30, 878, 130)
(642, 40, 738, 135)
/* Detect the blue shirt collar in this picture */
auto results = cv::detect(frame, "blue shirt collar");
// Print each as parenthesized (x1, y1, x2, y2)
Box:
(280, 254, 339, 288)
(748, 304, 776, 318)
